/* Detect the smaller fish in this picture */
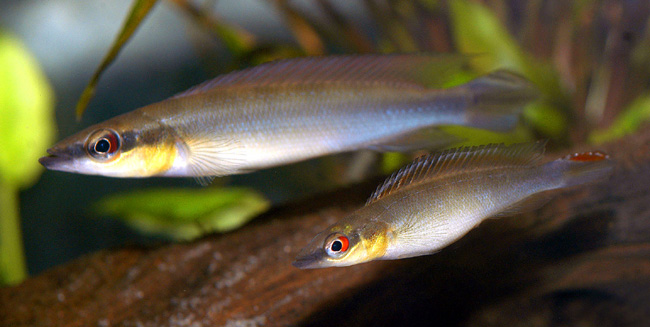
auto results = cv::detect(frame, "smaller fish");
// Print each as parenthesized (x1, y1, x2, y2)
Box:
(293, 142, 613, 269)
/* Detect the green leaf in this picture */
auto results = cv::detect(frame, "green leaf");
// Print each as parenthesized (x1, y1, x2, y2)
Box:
(0, 184, 25, 285)
(0, 31, 55, 188)
(381, 152, 410, 175)
(0, 30, 54, 285)
(522, 102, 569, 140)
(589, 95, 650, 145)
(449, 0, 526, 73)
(94, 187, 270, 241)
(447, 0, 570, 139)
(75, 0, 159, 119)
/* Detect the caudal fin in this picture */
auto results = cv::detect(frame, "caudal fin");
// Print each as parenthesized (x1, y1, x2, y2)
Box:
(461, 70, 538, 132)
(548, 151, 614, 188)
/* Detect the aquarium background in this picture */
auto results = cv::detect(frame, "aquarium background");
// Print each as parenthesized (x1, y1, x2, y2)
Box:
(2, 0, 341, 275)
(1, 0, 649, 281)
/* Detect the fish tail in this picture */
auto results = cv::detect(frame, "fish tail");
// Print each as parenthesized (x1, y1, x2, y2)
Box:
(547, 150, 614, 188)
(461, 70, 538, 132)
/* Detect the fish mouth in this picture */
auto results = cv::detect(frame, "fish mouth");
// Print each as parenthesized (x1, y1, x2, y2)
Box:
(38, 148, 74, 171)
(292, 251, 326, 269)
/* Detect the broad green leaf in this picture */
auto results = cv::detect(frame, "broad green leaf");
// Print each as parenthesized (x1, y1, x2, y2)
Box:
(448, 0, 569, 138)
(0, 31, 54, 285)
(448, 0, 525, 72)
(0, 31, 55, 188)
(589, 95, 650, 144)
(75, 0, 159, 119)
(94, 187, 270, 241)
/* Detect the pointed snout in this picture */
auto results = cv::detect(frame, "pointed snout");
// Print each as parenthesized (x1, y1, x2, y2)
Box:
(39, 147, 74, 172)
(292, 251, 324, 269)
(38, 138, 87, 173)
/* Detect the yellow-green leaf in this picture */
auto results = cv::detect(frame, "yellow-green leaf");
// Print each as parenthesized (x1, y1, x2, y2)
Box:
(380, 152, 410, 175)
(448, 0, 569, 139)
(522, 102, 569, 140)
(0, 31, 55, 188)
(75, 0, 159, 119)
(0, 30, 54, 285)
(94, 187, 270, 241)
(449, 0, 526, 73)
(589, 95, 650, 144)
(448, 0, 565, 97)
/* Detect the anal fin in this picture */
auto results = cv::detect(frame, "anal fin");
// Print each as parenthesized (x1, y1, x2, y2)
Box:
(492, 191, 553, 218)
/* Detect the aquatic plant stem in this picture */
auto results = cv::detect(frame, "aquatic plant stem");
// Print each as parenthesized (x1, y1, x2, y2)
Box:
(0, 181, 26, 285)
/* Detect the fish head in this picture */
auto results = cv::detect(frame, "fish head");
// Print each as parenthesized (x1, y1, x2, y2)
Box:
(39, 114, 178, 177)
(293, 216, 390, 269)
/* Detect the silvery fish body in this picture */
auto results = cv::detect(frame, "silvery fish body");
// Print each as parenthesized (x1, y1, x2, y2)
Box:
(293, 143, 613, 269)
(40, 55, 536, 181)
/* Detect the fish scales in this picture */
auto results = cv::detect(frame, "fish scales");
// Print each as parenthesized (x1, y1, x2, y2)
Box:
(377, 167, 551, 259)
(39, 54, 537, 180)
(157, 84, 464, 171)
(293, 143, 613, 268)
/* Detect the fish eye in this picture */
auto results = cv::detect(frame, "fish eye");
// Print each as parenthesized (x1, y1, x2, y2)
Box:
(86, 129, 121, 160)
(325, 233, 349, 258)
(94, 138, 111, 153)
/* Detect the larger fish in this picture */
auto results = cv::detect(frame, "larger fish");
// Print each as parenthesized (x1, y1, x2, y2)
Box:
(39, 54, 536, 182)
(293, 142, 613, 269)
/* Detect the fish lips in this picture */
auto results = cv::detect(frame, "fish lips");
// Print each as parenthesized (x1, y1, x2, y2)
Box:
(292, 249, 328, 269)
(39, 147, 78, 172)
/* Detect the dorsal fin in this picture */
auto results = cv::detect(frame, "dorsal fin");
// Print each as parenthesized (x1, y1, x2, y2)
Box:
(366, 142, 546, 205)
(172, 54, 470, 98)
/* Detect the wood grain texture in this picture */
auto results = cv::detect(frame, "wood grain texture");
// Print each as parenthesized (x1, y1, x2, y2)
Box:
(2, 129, 650, 326)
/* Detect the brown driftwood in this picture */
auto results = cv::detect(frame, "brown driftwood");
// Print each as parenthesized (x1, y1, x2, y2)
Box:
(2, 129, 650, 327)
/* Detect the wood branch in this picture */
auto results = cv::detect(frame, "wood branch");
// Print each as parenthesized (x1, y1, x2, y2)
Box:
(2, 129, 650, 327)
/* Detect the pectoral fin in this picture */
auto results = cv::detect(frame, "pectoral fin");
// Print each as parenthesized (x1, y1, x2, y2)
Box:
(176, 136, 247, 185)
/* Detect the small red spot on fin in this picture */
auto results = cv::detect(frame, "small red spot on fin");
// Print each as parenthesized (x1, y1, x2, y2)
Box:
(566, 151, 609, 162)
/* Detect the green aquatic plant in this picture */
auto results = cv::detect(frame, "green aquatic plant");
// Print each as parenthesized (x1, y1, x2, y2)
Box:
(75, 0, 159, 119)
(0, 31, 55, 285)
(589, 95, 650, 144)
(68, 0, 650, 247)
(447, 0, 569, 140)
(94, 187, 270, 241)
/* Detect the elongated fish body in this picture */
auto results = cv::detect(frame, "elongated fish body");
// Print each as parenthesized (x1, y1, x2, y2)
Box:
(40, 54, 537, 180)
(293, 143, 613, 269)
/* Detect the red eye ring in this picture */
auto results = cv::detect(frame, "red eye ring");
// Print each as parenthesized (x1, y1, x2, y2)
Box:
(106, 132, 119, 154)
(94, 133, 118, 154)
(325, 234, 350, 257)
(333, 236, 349, 252)
(86, 129, 121, 160)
